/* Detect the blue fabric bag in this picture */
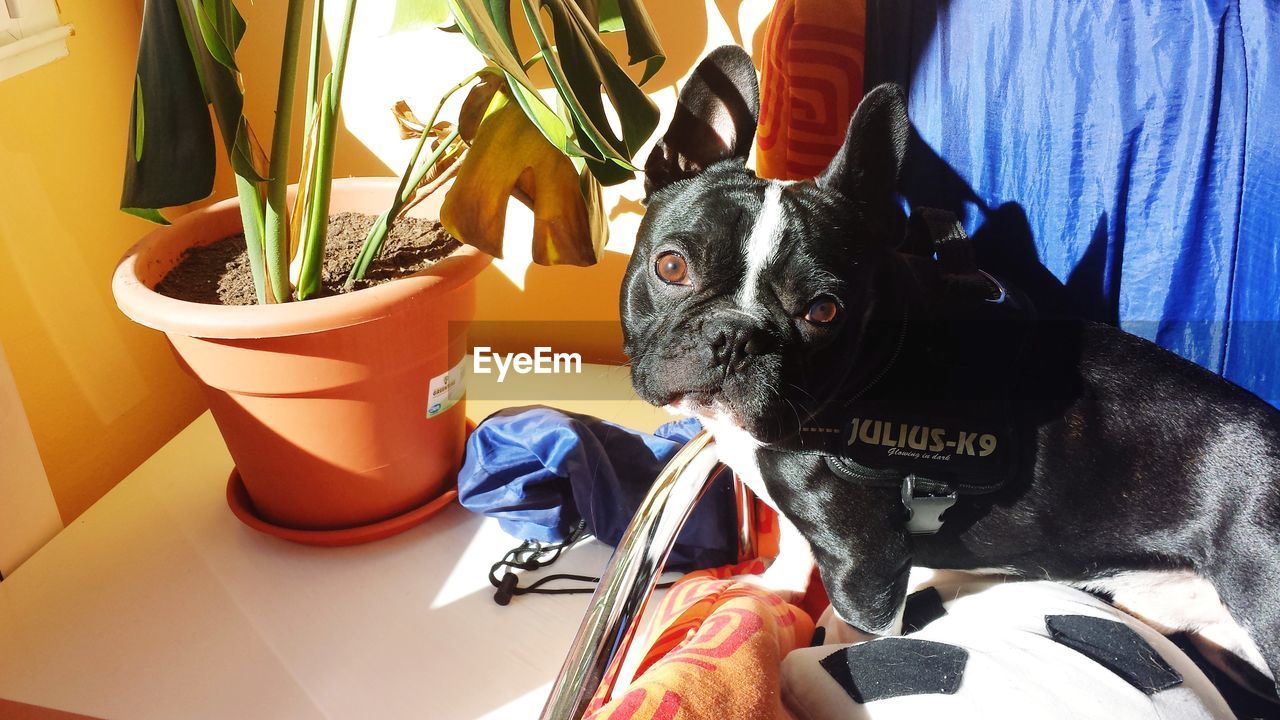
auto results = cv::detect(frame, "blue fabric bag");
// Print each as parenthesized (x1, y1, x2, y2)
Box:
(457, 406, 739, 571)
(866, 0, 1280, 408)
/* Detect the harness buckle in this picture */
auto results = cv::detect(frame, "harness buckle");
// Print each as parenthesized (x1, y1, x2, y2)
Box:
(901, 474, 958, 535)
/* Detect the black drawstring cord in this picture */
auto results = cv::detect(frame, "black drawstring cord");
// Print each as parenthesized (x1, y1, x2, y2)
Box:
(489, 520, 674, 605)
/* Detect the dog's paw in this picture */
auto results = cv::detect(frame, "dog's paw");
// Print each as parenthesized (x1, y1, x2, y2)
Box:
(734, 573, 805, 604)
(732, 552, 815, 604)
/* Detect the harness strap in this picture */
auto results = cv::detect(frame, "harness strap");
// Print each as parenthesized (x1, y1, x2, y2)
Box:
(817, 207, 1012, 534)
(905, 207, 977, 274)
(824, 457, 958, 535)
(770, 207, 1033, 535)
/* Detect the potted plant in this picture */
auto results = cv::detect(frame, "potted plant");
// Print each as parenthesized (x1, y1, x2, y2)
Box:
(111, 0, 664, 545)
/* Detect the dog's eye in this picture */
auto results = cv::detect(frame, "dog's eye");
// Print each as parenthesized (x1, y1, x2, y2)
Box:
(655, 251, 691, 286)
(804, 295, 840, 324)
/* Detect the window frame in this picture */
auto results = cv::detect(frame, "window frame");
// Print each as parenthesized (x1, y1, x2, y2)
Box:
(0, 0, 73, 83)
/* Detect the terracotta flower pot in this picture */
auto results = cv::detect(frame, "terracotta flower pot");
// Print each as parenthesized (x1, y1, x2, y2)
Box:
(113, 178, 491, 543)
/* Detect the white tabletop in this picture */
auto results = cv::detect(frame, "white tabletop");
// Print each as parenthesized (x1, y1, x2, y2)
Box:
(0, 364, 676, 719)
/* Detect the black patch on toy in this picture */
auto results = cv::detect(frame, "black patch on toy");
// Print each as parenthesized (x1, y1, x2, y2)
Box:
(1045, 615, 1182, 694)
(810, 625, 827, 647)
(821, 638, 967, 703)
(902, 587, 948, 634)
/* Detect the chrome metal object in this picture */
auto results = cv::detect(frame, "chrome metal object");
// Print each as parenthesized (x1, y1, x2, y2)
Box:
(539, 430, 722, 720)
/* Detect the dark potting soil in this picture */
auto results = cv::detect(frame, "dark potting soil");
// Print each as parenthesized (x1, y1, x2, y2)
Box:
(155, 212, 462, 305)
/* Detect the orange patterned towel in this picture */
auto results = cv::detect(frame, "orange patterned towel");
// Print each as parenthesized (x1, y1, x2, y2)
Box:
(587, 561, 815, 720)
(755, 0, 867, 180)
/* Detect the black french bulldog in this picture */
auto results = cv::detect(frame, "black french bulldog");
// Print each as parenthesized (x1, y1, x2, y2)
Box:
(621, 46, 1280, 696)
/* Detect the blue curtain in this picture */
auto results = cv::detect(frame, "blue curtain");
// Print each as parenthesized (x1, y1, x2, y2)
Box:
(867, 0, 1280, 408)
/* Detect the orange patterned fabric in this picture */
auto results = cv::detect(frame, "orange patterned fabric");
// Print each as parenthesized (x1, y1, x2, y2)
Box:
(632, 559, 771, 678)
(586, 569, 814, 720)
(755, 0, 867, 180)
(583, 497, 788, 718)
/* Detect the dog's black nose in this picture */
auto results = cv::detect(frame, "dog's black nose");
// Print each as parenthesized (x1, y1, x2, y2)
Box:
(742, 328, 776, 356)
(711, 325, 776, 372)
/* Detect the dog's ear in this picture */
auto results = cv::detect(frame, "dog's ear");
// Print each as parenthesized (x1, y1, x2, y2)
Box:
(817, 83, 909, 211)
(643, 45, 759, 200)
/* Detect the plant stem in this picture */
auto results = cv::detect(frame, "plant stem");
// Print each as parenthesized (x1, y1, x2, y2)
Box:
(304, 0, 324, 129)
(346, 129, 461, 287)
(262, 0, 307, 304)
(329, 0, 357, 104)
(296, 77, 335, 300)
(396, 71, 482, 203)
(295, 0, 359, 301)
(345, 70, 483, 286)
(234, 174, 268, 305)
(401, 129, 462, 202)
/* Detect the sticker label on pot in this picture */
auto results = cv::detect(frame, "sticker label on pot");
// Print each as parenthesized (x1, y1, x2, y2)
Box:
(426, 358, 466, 418)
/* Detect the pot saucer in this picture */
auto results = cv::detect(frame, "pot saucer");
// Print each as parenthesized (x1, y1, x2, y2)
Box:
(226, 470, 458, 547)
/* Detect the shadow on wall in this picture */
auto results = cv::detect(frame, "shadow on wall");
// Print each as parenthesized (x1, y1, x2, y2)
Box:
(862, 0, 1125, 326)
(900, 128, 1122, 326)
(471, 251, 632, 364)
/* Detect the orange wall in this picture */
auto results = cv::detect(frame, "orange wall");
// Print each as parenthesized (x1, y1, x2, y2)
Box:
(0, 0, 206, 522)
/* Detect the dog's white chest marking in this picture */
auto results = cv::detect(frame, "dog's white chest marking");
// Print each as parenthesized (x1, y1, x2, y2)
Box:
(693, 412, 772, 504)
(737, 182, 788, 310)
(677, 411, 816, 596)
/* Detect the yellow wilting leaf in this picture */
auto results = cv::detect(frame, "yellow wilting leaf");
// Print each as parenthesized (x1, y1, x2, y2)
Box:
(457, 71, 504, 143)
(441, 90, 603, 266)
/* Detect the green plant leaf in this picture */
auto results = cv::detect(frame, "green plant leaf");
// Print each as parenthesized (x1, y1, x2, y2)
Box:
(444, 0, 664, 183)
(123, 207, 172, 225)
(171, 0, 268, 186)
(172, 2, 244, 149)
(517, 0, 660, 180)
(119, 0, 217, 218)
(596, 0, 664, 83)
(480, 0, 517, 54)
(596, 0, 621, 31)
(180, 0, 269, 298)
(190, 0, 239, 72)
(389, 0, 451, 32)
(447, 0, 590, 159)
(211, 0, 247, 49)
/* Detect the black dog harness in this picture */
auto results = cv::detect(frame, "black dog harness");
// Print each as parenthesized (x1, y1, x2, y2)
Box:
(772, 209, 1036, 534)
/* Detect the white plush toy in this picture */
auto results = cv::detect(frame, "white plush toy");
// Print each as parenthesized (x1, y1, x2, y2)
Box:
(782, 574, 1240, 719)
